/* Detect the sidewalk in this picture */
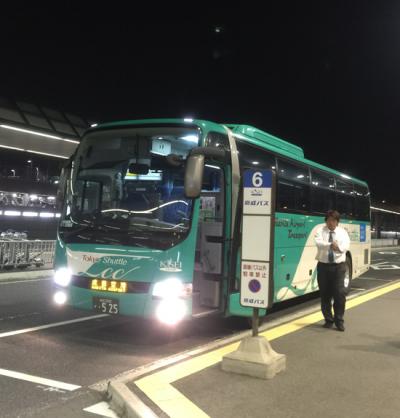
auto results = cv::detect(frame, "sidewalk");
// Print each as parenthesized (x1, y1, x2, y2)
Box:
(108, 280, 400, 418)
(0, 268, 53, 282)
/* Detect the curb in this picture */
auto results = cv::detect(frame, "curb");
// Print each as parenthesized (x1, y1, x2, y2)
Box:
(0, 269, 53, 282)
(107, 381, 158, 418)
(104, 277, 400, 418)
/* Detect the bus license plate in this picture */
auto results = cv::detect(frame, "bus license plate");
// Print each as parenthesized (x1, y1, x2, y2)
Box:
(93, 297, 119, 314)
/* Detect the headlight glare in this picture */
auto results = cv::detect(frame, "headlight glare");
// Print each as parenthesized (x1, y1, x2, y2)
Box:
(53, 291, 67, 305)
(54, 267, 72, 287)
(156, 298, 187, 325)
(152, 278, 192, 299)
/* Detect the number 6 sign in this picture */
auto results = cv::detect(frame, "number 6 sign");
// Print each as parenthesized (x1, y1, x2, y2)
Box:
(241, 169, 275, 309)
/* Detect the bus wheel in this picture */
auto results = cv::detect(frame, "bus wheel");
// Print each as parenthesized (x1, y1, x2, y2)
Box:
(344, 256, 352, 294)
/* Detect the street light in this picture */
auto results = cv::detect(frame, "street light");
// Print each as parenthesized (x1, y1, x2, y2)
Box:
(27, 160, 33, 179)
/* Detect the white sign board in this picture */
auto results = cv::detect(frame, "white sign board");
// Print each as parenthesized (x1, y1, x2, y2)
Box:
(240, 170, 274, 309)
(241, 261, 270, 307)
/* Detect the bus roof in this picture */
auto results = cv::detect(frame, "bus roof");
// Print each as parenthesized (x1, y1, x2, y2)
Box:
(226, 124, 368, 187)
(91, 118, 368, 187)
(91, 118, 224, 133)
(227, 124, 305, 159)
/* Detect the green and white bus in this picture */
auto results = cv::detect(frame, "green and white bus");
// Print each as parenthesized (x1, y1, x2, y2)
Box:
(53, 119, 370, 325)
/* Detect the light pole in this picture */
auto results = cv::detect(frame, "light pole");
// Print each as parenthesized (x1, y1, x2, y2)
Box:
(27, 160, 33, 179)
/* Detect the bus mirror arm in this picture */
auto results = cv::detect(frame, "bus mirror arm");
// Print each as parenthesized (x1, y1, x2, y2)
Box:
(188, 147, 228, 161)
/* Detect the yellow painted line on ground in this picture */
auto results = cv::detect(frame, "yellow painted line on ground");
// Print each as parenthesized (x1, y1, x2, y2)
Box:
(135, 280, 400, 418)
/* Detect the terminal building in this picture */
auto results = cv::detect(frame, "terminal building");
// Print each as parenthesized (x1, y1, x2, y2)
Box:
(0, 97, 88, 238)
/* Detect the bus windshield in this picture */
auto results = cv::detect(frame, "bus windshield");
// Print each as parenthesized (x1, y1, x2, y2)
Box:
(59, 125, 200, 249)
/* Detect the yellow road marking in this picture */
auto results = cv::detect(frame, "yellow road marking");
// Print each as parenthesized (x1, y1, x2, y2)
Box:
(135, 280, 400, 418)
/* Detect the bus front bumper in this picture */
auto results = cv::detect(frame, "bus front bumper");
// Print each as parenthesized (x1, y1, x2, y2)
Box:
(52, 285, 192, 325)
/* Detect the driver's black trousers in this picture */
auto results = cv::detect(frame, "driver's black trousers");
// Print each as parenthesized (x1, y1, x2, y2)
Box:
(317, 261, 347, 325)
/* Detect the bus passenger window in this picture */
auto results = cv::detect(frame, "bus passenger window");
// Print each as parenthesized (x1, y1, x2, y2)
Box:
(310, 188, 336, 214)
(277, 158, 310, 212)
(278, 159, 310, 183)
(277, 179, 309, 212)
(336, 179, 355, 219)
(354, 184, 370, 221)
(310, 170, 336, 214)
(236, 141, 276, 170)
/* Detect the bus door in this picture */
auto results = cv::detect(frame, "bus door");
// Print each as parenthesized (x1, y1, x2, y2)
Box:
(192, 163, 226, 316)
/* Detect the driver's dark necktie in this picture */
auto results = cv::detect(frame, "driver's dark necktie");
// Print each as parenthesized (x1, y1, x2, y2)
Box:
(328, 231, 334, 263)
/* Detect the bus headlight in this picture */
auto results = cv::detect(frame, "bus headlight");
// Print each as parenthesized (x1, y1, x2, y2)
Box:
(152, 278, 192, 299)
(54, 267, 72, 287)
(156, 298, 187, 325)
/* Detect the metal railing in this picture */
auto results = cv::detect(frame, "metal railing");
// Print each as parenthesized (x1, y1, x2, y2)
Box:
(0, 240, 55, 270)
(371, 238, 400, 247)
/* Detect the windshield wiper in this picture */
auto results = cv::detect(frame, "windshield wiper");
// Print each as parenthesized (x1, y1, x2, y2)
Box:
(60, 214, 111, 238)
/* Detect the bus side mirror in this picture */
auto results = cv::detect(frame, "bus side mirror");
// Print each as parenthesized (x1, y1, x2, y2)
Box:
(184, 154, 205, 198)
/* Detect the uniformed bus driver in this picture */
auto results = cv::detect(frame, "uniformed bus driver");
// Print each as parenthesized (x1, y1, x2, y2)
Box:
(314, 210, 350, 332)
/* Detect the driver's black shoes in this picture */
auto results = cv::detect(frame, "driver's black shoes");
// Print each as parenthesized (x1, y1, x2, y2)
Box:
(335, 322, 345, 332)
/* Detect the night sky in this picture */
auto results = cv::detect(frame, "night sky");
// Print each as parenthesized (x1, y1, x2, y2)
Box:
(1, 2, 400, 204)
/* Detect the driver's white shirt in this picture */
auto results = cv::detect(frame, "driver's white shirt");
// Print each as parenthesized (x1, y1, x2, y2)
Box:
(314, 225, 350, 264)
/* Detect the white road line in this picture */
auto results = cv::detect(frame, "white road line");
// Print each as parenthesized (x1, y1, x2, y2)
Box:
(351, 287, 366, 291)
(0, 278, 51, 285)
(83, 402, 119, 417)
(357, 277, 394, 282)
(0, 368, 80, 391)
(0, 314, 108, 338)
